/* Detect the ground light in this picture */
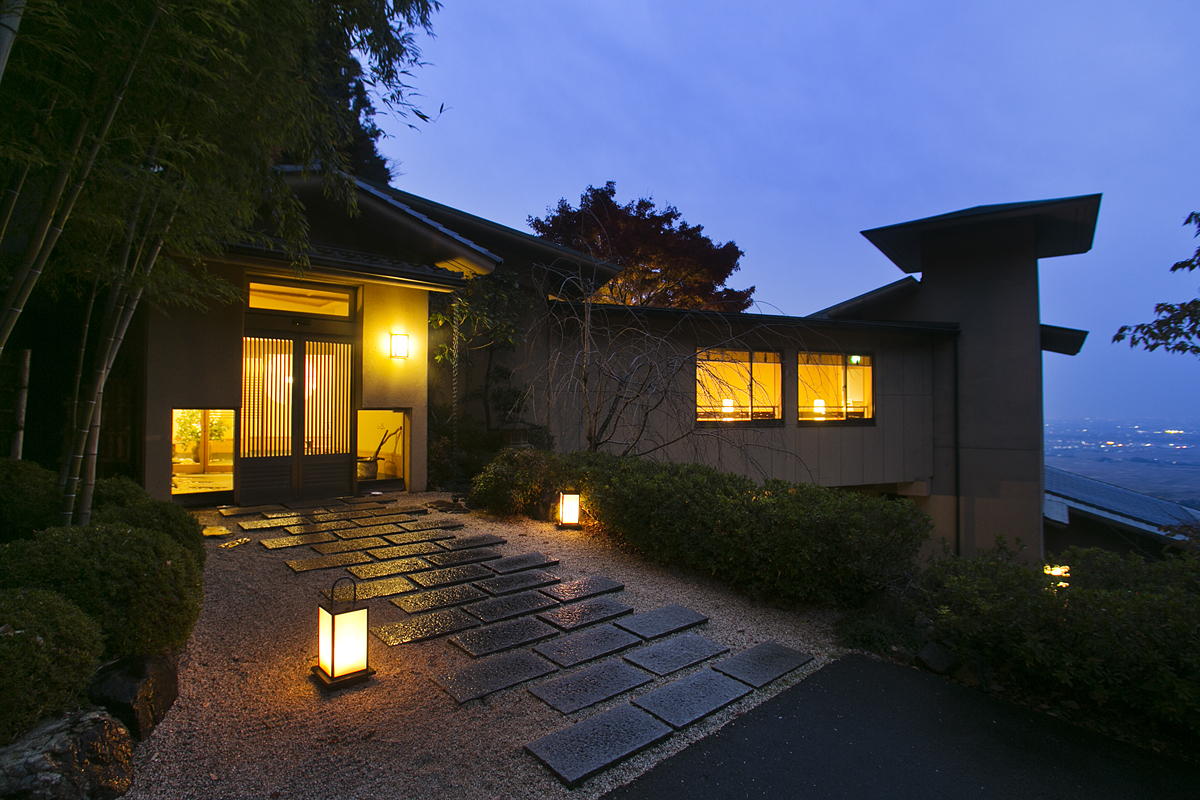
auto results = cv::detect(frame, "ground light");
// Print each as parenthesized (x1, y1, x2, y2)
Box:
(558, 490, 581, 529)
(313, 577, 375, 690)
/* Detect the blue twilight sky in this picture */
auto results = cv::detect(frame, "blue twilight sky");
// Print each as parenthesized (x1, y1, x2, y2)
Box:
(376, 0, 1200, 423)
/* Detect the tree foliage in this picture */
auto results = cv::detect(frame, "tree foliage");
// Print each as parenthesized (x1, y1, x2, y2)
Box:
(528, 181, 755, 312)
(1114, 211, 1200, 355)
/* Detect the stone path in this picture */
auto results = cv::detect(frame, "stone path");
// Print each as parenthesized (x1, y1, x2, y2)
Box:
(227, 495, 812, 788)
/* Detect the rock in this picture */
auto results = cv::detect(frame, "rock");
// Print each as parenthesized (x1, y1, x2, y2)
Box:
(953, 660, 981, 688)
(1060, 699, 1081, 711)
(87, 655, 178, 741)
(0, 708, 133, 800)
(916, 641, 962, 675)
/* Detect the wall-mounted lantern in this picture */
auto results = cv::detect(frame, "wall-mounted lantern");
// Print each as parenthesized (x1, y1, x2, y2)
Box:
(313, 577, 375, 690)
(558, 490, 581, 529)
(390, 333, 409, 359)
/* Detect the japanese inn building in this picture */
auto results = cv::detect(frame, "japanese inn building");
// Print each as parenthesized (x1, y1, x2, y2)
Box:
(11, 170, 1101, 560)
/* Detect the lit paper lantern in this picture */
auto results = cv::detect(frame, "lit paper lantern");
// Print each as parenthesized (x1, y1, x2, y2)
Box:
(313, 578, 375, 689)
(558, 490, 581, 528)
(390, 333, 409, 359)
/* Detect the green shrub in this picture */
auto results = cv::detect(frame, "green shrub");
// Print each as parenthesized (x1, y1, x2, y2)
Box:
(911, 543, 1200, 734)
(469, 448, 565, 516)
(0, 588, 103, 745)
(1, 524, 203, 658)
(0, 459, 61, 544)
(91, 476, 205, 568)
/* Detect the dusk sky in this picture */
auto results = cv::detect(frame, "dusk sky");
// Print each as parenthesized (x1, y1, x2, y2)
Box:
(378, 0, 1200, 423)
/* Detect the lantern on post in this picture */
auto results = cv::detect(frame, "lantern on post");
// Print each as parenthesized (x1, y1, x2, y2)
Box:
(313, 577, 375, 690)
(558, 489, 581, 529)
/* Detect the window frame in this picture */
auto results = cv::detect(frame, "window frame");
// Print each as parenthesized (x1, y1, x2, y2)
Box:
(796, 351, 876, 426)
(246, 278, 357, 321)
(695, 347, 785, 428)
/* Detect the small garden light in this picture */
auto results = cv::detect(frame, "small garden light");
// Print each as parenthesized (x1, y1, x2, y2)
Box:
(390, 333, 409, 359)
(558, 490, 581, 528)
(313, 577, 375, 690)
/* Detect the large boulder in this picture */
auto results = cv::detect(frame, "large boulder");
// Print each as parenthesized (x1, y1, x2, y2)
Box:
(87, 655, 178, 741)
(0, 708, 133, 799)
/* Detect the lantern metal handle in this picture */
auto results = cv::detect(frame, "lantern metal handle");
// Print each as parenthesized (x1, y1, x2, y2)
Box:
(329, 576, 359, 612)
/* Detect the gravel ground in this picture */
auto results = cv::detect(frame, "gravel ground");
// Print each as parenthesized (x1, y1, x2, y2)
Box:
(124, 492, 846, 800)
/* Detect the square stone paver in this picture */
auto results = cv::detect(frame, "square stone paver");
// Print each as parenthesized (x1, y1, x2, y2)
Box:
(238, 517, 306, 531)
(487, 551, 559, 574)
(614, 604, 708, 639)
(525, 704, 672, 787)
(408, 563, 495, 589)
(367, 542, 443, 560)
(347, 557, 432, 580)
(383, 530, 458, 546)
(533, 624, 641, 668)
(336, 524, 401, 539)
(529, 660, 654, 714)
(218, 504, 283, 517)
(712, 641, 814, 688)
(449, 617, 558, 657)
(422, 548, 502, 568)
(438, 533, 506, 551)
(323, 575, 416, 601)
(283, 520, 357, 535)
(311, 537, 387, 555)
(632, 668, 751, 728)
(475, 570, 561, 596)
(371, 608, 480, 645)
(623, 632, 728, 676)
(260, 532, 336, 549)
(463, 590, 559, 624)
(285, 551, 372, 573)
(537, 597, 633, 631)
(435, 650, 557, 703)
(540, 576, 624, 603)
(401, 518, 466, 534)
(393, 584, 488, 613)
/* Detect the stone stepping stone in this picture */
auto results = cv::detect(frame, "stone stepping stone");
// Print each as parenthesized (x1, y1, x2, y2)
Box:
(435, 650, 556, 703)
(422, 548, 502, 568)
(361, 513, 416, 526)
(401, 518, 466, 534)
(336, 523, 401, 539)
(393, 505, 429, 516)
(540, 576, 623, 603)
(262, 509, 318, 519)
(525, 704, 671, 787)
(284, 520, 357, 535)
(383, 530, 457, 546)
(487, 552, 558, 574)
(437, 533, 505, 551)
(449, 617, 558, 657)
(615, 604, 708, 639)
(530, 660, 653, 714)
(533, 624, 643, 670)
(712, 641, 814, 688)
(323, 575, 416, 601)
(285, 551, 372, 573)
(623, 632, 728, 676)
(311, 537, 388, 555)
(283, 499, 334, 510)
(238, 517, 306, 531)
(408, 563, 494, 589)
(393, 584, 487, 613)
(260, 532, 336, 550)
(371, 608, 479, 645)
(308, 509, 375, 522)
(632, 668, 751, 728)
(538, 597, 633, 631)
(475, 570, 561, 596)
(368, 542, 443, 560)
(348, 557, 432, 580)
(218, 504, 283, 517)
(463, 590, 559, 624)
(341, 495, 385, 504)
(202, 526, 231, 538)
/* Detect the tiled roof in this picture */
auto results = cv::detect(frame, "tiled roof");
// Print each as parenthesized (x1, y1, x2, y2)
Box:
(1044, 466, 1200, 537)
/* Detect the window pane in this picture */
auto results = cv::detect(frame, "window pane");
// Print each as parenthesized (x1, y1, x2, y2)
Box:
(846, 355, 873, 419)
(304, 341, 352, 455)
(249, 282, 350, 317)
(697, 349, 780, 421)
(171, 408, 235, 494)
(799, 353, 846, 420)
(750, 357, 781, 419)
(241, 337, 293, 457)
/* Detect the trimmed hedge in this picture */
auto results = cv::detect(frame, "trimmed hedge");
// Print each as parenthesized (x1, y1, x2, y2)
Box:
(911, 542, 1200, 734)
(0, 459, 61, 544)
(0, 588, 103, 745)
(92, 476, 206, 568)
(0, 524, 203, 659)
(471, 451, 932, 607)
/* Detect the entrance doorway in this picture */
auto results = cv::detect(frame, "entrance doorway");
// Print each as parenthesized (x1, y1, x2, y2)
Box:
(238, 335, 354, 503)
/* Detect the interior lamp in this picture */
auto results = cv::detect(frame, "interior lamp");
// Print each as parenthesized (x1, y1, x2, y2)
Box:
(390, 333, 409, 359)
(558, 490, 581, 528)
(313, 577, 375, 690)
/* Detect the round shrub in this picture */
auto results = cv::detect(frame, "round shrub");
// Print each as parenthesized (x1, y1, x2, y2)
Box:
(1, 524, 203, 658)
(0, 459, 62, 544)
(0, 588, 103, 745)
(469, 448, 566, 516)
(91, 477, 205, 568)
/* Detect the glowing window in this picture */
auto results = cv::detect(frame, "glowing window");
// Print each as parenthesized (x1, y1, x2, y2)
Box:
(171, 409, 235, 494)
(798, 353, 873, 421)
(696, 349, 781, 422)
(248, 282, 351, 317)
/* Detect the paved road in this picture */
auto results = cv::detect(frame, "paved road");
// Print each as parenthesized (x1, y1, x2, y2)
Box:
(601, 654, 1199, 800)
